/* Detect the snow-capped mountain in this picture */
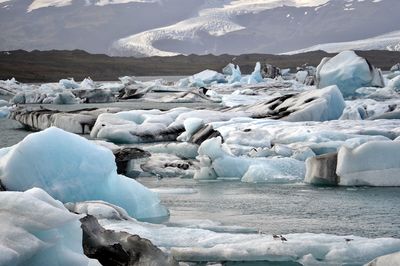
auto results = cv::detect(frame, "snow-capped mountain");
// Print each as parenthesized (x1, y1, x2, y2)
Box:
(0, 0, 399, 57)
(283, 30, 400, 54)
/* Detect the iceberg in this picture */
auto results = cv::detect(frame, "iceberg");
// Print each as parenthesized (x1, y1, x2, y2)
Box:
(365, 251, 400, 266)
(195, 137, 305, 182)
(337, 141, 400, 186)
(225, 64, 242, 84)
(239, 85, 346, 122)
(388, 75, 400, 91)
(247, 62, 263, 84)
(316, 51, 385, 97)
(191, 69, 226, 85)
(59, 78, 80, 89)
(0, 127, 168, 220)
(0, 188, 96, 266)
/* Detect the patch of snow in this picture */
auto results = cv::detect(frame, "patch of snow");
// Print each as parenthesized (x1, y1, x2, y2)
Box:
(284, 30, 400, 54)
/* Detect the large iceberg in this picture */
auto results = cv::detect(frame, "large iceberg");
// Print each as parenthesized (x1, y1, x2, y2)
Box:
(0, 127, 168, 220)
(337, 141, 400, 186)
(235, 85, 346, 122)
(316, 51, 384, 97)
(0, 188, 97, 266)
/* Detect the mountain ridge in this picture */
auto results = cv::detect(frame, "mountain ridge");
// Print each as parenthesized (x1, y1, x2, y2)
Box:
(1, 0, 399, 56)
(1, 49, 399, 82)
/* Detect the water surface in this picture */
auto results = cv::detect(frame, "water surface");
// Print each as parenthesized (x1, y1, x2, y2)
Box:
(139, 177, 400, 239)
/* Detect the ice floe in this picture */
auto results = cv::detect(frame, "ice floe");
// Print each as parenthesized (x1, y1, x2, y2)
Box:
(70, 201, 400, 265)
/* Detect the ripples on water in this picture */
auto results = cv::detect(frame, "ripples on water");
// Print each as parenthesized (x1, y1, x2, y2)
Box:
(140, 177, 400, 239)
(0, 118, 32, 148)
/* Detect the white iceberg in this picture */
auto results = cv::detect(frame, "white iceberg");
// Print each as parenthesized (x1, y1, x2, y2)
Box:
(365, 251, 400, 266)
(191, 69, 226, 85)
(59, 78, 80, 89)
(246, 62, 263, 84)
(316, 51, 385, 97)
(0, 127, 168, 220)
(388, 75, 400, 91)
(337, 141, 400, 186)
(195, 137, 305, 182)
(0, 188, 97, 266)
(226, 64, 242, 84)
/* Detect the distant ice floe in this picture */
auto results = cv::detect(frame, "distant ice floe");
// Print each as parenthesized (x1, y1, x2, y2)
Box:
(91, 85, 345, 144)
(0, 127, 168, 220)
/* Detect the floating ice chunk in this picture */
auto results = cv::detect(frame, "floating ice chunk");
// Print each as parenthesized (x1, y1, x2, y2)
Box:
(0, 106, 10, 118)
(292, 147, 316, 161)
(65, 201, 134, 221)
(177, 118, 204, 142)
(227, 65, 242, 84)
(316, 51, 384, 97)
(144, 142, 199, 159)
(365, 251, 400, 266)
(279, 85, 345, 122)
(295, 70, 309, 84)
(140, 153, 197, 179)
(241, 159, 305, 183)
(0, 188, 94, 266)
(53, 91, 81, 104)
(388, 75, 400, 91)
(0, 127, 168, 219)
(177, 77, 190, 88)
(80, 77, 96, 90)
(118, 76, 136, 86)
(222, 63, 235, 75)
(98, 216, 400, 265)
(247, 62, 263, 84)
(191, 69, 226, 85)
(59, 78, 80, 89)
(0, 99, 8, 107)
(337, 141, 400, 186)
(197, 137, 305, 182)
(91, 108, 190, 143)
(224, 128, 271, 149)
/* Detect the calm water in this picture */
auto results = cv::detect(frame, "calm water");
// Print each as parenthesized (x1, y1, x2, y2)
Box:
(1, 117, 399, 239)
(139, 177, 400, 239)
